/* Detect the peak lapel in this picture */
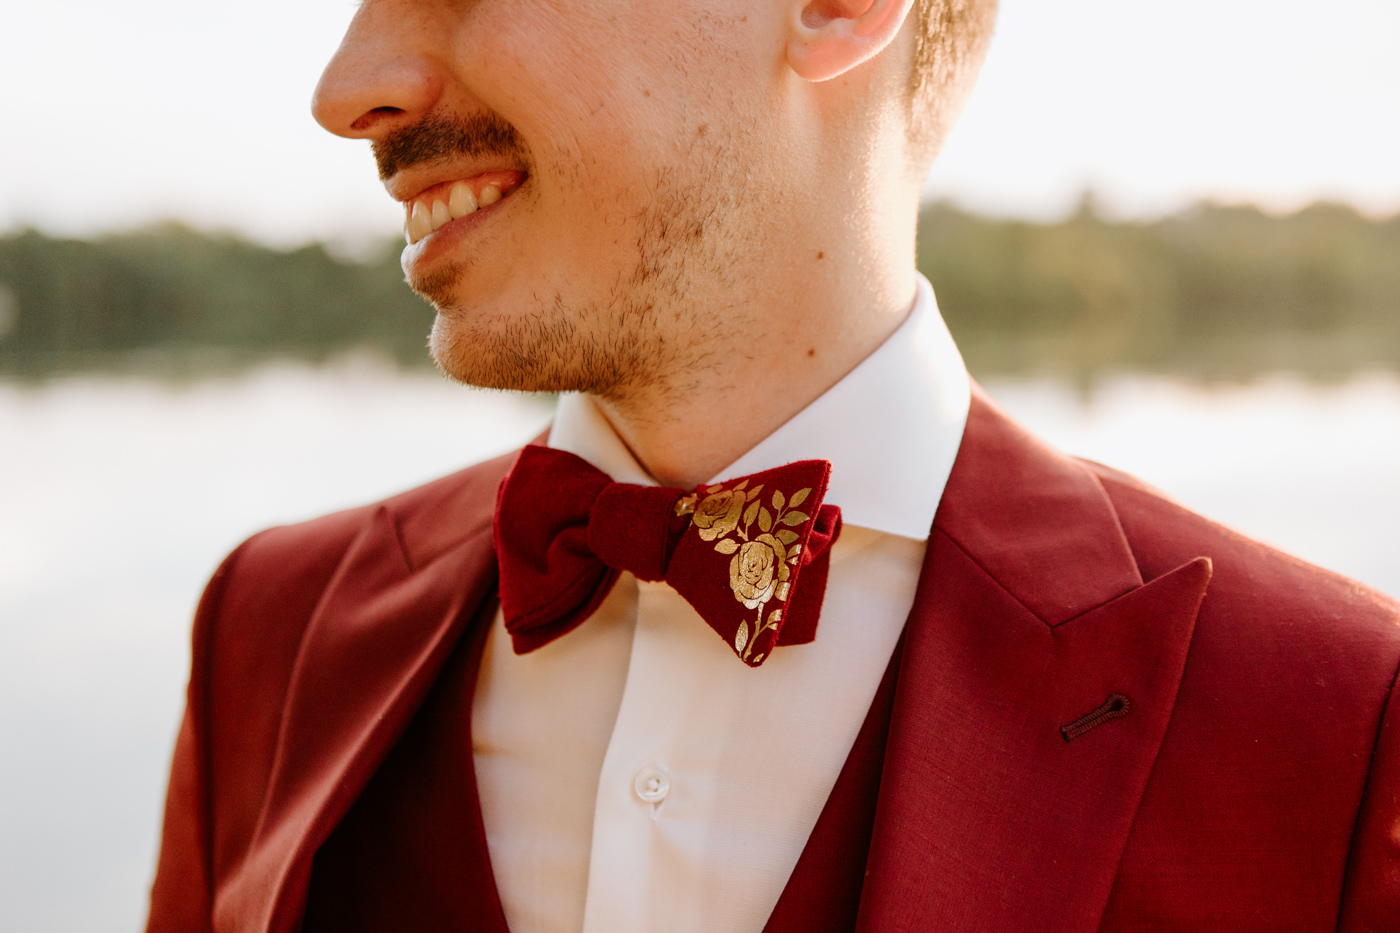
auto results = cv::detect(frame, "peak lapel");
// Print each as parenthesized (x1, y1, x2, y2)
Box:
(214, 504, 500, 933)
(858, 387, 1212, 932)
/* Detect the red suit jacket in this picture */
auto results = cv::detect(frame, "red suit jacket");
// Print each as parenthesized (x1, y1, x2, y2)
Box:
(147, 386, 1400, 932)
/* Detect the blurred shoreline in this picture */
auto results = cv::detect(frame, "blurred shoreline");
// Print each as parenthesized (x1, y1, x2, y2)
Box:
(2, 199, 1397, 386)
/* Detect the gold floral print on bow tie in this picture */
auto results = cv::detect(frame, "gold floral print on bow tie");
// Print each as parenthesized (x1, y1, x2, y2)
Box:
(688, 481, 813, 662)
(692, 486, 748, 540)
(731, 539, 778, 607)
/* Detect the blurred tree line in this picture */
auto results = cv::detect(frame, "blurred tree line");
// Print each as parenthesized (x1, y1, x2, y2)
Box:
(1, 200, 1397, 381)
(0, 224, 430, 378)
(918, 199, 1400, 381)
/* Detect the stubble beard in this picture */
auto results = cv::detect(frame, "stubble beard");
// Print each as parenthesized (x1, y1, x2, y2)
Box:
(417, 134, 754, 410)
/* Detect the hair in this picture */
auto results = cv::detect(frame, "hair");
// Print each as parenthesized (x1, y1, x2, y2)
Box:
(908, 0, 999, 164)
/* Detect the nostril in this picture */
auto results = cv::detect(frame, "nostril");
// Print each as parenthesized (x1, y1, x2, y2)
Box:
(350, 106, 406, 133)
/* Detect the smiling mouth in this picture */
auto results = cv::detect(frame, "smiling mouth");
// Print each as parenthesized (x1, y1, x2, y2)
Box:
(402, 171, 526, 244)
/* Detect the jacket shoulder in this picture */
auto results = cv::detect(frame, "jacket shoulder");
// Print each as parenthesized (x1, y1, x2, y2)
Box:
(1085, 458, 1400, 647)
(1085, 461, 1400, 924)
(381, 447, 517, 569)
(202, 445, 517, 690)
(192, 449, 516, 882)
(220, 446, 516, 603)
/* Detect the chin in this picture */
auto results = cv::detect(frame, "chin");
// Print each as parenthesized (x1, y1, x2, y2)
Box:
(428, 302, 581, 395)
(425, 286, 664, 401)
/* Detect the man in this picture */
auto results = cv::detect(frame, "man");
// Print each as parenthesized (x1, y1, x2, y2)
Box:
(146, 0, 1400, 930)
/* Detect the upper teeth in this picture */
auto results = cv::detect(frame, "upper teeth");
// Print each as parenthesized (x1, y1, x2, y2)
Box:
(404, 180, 503, 244)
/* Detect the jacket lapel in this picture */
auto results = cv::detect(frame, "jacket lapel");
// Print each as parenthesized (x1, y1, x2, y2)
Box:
(214, 502, 502, 933)
(858, 386, 1211, 932)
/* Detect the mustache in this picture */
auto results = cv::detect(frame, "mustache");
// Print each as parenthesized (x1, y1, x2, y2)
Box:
(373, 111, 528, 180)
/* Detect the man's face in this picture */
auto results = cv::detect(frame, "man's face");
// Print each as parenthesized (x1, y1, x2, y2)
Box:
(315, 0, 789, 401)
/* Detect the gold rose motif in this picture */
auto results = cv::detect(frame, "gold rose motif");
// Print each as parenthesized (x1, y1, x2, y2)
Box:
(685, 479, 816, 663)
(693, 489, 746, 541)
(729, 539, 778, 609)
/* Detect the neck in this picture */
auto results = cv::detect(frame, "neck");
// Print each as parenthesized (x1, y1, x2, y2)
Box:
(592, 179, 920, 489)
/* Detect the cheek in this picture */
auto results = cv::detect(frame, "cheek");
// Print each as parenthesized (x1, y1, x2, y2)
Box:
(475, 2, 678, 158)
(482, 0, 742, 183)
(452, 15, 670, 277)
(429, 0, 765, 314)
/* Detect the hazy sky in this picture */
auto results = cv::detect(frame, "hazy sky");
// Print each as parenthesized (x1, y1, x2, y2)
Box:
(3, 0, 1398, 246)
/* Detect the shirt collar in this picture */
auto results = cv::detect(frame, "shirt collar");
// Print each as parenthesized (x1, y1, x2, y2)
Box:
(548, 273, 970, 540)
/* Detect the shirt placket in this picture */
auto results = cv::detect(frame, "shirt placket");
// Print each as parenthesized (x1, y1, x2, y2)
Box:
(580, 580, 737, 933)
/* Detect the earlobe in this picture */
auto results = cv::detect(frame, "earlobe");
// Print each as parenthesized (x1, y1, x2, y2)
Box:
(787, 0, 916, 82)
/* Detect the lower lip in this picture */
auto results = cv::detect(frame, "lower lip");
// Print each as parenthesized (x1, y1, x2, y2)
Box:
(401, 187, 518, 269)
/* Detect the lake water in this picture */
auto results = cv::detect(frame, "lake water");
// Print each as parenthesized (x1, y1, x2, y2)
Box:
(2, 361, 1397, 932)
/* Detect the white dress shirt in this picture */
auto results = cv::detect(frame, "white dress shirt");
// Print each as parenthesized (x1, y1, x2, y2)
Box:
(472, 273, 970, 933)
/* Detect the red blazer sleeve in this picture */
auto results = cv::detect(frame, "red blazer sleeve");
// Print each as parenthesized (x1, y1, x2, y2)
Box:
(1341, 663, 1400, 930)
(145, 546, 240, 933)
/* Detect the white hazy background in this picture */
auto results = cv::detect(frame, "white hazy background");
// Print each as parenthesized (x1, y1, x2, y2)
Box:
(1, 1, 1399, 931)
(2, 0, 1399, 242)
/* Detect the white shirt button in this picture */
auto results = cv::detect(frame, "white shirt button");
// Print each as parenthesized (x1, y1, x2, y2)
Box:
(633, 765, 672, 804)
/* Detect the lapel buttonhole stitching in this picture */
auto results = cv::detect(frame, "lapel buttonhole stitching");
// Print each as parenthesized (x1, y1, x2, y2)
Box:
(1060, 692, 1131, 742)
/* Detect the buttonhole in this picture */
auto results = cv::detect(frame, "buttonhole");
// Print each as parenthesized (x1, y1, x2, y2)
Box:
(1060, 692, 1131, 742)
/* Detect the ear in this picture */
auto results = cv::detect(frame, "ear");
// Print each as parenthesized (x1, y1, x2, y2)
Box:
(786, 0, 917, 83)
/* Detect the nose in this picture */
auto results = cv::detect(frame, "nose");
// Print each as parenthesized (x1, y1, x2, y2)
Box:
(311, 0, 445, 139)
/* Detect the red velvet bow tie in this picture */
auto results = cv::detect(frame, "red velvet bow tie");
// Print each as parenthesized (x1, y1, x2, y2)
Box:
(493, 445, 842, 667)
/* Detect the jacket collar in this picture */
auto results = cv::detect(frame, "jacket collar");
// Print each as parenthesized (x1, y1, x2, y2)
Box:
(857, 384, 1211, 932)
